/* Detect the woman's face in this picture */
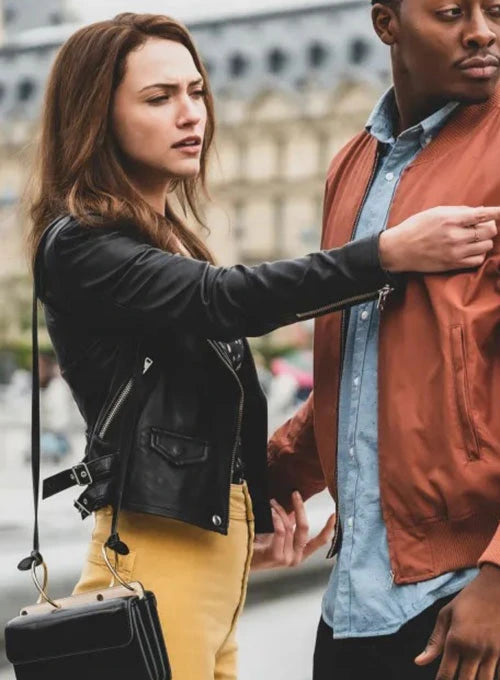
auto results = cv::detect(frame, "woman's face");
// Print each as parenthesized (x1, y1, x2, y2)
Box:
(112, 37, 207, 181)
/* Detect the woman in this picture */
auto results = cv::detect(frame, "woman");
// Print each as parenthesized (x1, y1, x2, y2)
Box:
(28, 13, 497, 680)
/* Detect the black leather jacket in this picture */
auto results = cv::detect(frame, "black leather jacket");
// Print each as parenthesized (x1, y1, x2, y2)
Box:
(37, 215, 394, 534)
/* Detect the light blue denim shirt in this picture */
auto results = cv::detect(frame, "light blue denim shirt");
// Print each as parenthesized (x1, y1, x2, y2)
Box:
(321, 88, 478, 639)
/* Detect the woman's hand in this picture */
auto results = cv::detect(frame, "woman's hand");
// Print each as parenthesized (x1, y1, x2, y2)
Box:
(379, 205, 499, 273)
(250, 491, 336, 570)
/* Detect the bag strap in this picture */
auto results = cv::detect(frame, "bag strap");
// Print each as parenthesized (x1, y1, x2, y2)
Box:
(18, 216, 142, 572)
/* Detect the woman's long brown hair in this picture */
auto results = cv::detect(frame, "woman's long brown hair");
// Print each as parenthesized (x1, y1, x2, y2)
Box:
(26, 12, 216, 268)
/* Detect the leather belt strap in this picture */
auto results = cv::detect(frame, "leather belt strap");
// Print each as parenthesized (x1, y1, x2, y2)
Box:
(42, 454, 117, 499)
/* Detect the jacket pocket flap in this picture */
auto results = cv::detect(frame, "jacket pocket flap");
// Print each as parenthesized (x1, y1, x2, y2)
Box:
(149, 428, 209, 466)
(5, 597, 134, 664)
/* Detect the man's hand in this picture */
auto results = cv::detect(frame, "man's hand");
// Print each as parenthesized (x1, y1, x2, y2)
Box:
(250, 491, 336, 570)
(379, 205, 499, 273)
(414, 564, 500, 679)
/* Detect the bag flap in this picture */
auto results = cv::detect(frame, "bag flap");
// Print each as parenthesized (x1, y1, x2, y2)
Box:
(5, 596, 136, 665)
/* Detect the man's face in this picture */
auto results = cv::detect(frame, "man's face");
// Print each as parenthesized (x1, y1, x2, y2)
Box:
(379, 0, 500, 103)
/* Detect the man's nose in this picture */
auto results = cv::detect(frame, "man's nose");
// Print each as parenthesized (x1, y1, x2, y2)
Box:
(463, 10, 497, 49)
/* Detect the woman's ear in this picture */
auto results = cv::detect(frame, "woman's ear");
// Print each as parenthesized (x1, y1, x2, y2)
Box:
(372, 3, 400, 47)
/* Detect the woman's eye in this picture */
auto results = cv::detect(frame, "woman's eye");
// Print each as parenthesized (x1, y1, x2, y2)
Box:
(488, 4, 500, 17)
(191, 89, 206, 98)
(148, 96, 170, 104)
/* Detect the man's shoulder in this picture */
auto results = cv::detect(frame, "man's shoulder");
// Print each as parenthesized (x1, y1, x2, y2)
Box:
(325, 130, 375, 186)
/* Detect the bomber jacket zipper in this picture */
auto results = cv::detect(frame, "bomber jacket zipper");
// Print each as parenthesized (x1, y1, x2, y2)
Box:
(98, 356, 154, 439)
(326, 149, 383, 560)
(207, 340, 245, 511)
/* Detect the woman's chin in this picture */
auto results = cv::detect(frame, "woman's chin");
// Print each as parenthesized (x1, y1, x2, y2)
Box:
(167, 160, 201, 179)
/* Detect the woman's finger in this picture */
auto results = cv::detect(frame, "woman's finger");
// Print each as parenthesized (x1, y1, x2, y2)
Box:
(457, 254, 488, 269)
(460, 239, 494, 258)
(453, 205, 500, 227)
(270, 507, 286, 564)
(291, 491, 310, 558)
(303, 513, 336, 559)
(271, 499, 294, 565)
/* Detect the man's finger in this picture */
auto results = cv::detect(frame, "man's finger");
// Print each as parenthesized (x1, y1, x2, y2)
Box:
(433, 640, 459, 680)
(291, 491, 310, 555)
(477, 654, 498, 680)
(303, 513, 336, 559)
(458, 657, 482, 680)
(455, 206, 500, 227)
(414, 607, 451, 665)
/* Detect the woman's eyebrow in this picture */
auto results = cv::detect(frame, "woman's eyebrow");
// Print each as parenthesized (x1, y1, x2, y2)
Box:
(139, 78, 204, 93)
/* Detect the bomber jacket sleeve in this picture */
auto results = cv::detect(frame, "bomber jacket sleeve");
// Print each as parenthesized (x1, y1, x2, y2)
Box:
(266, 393, 327, 511)
(41, 218, 392, 341)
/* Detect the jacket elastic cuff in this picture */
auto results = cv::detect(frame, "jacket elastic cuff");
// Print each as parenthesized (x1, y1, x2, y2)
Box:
(478, 522, 500, 569)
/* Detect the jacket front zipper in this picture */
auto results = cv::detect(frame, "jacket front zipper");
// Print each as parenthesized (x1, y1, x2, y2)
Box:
(326, 149, 382, 560)
(207, 340, 245, 515)
(98, 356, 153, 439)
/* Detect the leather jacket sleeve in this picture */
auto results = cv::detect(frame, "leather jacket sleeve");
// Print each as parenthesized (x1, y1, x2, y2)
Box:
(41, 218, 393, 341)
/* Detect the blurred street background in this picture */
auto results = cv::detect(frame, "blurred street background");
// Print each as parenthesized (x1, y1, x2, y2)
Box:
(0, 0, 390, 677)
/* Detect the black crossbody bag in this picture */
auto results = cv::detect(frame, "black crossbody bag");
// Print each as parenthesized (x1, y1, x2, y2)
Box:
(4, 217, 171, 680)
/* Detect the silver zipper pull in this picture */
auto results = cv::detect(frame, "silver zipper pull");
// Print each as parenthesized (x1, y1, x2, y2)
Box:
(143, 357, 153, 374)
(386, 570, 395, 589)
(377, 284, 394, 311)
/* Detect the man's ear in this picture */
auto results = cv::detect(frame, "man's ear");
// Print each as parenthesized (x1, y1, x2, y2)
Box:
(372, 4, 400, 46)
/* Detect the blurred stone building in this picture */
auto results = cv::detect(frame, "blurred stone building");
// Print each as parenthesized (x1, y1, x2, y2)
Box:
(0, 0, 389, 344)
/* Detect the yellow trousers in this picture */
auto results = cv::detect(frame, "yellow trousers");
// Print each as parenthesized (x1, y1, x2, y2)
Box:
(73, 483, 255, 680)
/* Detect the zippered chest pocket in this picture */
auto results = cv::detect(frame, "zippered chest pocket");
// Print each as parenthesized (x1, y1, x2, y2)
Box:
(450, 325, 480, 461)
(96, 356, 154, 441)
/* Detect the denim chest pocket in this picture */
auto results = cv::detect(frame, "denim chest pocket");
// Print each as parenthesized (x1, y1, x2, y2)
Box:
(149, 427, 209, 466)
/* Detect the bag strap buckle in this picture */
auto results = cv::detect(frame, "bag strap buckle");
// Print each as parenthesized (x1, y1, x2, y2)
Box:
(70, 462, 93, 486)
(73, 498, 91, 518)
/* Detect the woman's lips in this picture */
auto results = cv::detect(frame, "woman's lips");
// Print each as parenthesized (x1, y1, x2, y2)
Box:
(173, 143, 202, 155)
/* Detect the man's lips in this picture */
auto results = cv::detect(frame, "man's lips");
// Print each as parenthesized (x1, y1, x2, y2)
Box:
(457, 55, 500, 79)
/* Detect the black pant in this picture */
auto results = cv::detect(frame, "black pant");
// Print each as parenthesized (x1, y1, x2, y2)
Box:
(313, 593, 457, 680)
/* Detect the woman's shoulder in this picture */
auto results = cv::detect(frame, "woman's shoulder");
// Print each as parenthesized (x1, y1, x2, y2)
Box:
(43, 213, 143, 260)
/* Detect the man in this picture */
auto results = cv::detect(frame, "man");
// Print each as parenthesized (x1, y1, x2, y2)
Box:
(259, 1, 500, 679)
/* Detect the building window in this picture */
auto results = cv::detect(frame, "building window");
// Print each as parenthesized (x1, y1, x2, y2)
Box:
(308, 42, 329, 69)
(350, 38, 371, 65)
(18, 79, 36, 102)
(268, 48, 288, 74)
(229, 53, 249, 78)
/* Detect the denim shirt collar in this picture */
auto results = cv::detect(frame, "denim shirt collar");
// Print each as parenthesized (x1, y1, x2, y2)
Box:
(366, 87, 460, 149)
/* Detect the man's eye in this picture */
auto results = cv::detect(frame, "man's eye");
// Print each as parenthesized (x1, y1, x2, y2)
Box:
(437, 7, 463, 19)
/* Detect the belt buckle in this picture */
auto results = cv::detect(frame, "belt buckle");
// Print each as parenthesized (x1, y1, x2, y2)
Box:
(70, 462, 93, 486)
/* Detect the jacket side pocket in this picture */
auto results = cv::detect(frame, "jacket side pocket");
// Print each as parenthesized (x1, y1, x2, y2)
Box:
(450, 325, 480, 461)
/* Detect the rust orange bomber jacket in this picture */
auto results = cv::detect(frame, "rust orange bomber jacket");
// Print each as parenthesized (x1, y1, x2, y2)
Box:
(267, 86, 500, 585)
